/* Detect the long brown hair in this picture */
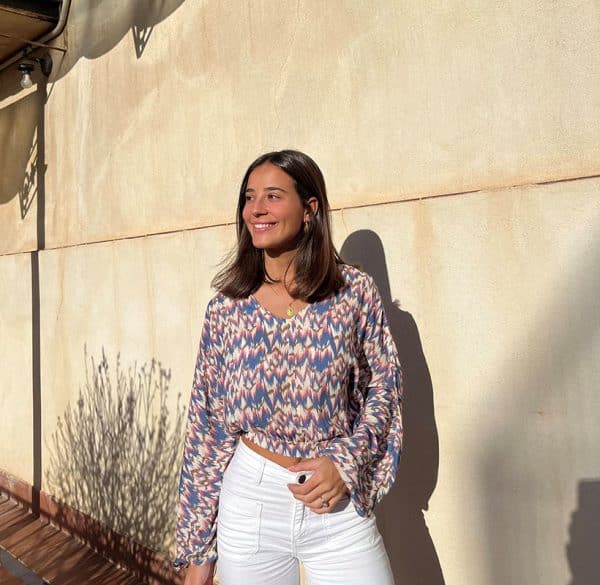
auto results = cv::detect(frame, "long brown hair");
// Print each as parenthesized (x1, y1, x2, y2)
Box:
(212, 150, 344, 301)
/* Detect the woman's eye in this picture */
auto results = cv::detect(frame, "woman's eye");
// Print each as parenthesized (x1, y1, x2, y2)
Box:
(267, 193, 280, 200)
(244, 194, 253, 202)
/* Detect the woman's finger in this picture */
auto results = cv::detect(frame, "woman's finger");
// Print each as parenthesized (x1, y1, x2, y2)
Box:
(307, 490, 344, 514)
(288, 455, 347, 508)
(303, 482, 347, 510)
(290, 473, 343, 504)
(287, 473, 320, 497)
(295, 485, 326, 506)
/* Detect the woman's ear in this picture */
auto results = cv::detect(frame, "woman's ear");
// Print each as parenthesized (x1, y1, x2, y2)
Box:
(305, 197, 319, 221)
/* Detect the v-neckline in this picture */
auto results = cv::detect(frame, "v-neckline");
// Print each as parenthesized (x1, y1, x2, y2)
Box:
(249, 294, 312, 322)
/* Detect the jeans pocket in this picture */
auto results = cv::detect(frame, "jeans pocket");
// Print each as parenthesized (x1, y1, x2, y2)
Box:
(217, 489, 262, 560)
(323, 500, 380, 550)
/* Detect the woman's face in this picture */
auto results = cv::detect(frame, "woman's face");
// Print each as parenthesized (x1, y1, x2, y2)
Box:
(242, 162, 316, 256)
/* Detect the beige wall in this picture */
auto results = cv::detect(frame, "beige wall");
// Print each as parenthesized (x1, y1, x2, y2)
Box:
(2, 0, 599, 254)
(0, 88, 39, 254)
(1, 1, 599, 583)
(337, 180, 600, 585)
(0, 253, 33, 482)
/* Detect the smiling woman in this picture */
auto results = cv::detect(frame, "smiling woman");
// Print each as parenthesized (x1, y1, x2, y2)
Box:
(213, 150, 344, 304)
(175, 150, 403, 585)
(242, 162, 316, 258)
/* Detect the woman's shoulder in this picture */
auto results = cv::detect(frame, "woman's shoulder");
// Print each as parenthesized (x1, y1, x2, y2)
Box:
(339, 262, 377, 292)
(336, 263, 385, 317)
(205, 290, 245, 317)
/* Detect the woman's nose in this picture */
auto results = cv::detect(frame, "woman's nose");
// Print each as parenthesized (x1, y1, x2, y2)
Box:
(252, 200, 266, 215)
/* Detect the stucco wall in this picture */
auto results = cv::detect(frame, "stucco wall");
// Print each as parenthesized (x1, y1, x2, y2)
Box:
(1, 1, 599, 583)
(2, 0, 598, 254)
(0, 253, 33, 482)
(338, 180, 600, 585)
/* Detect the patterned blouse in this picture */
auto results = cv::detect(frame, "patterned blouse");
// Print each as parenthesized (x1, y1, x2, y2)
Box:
(175, 264, 403, 567)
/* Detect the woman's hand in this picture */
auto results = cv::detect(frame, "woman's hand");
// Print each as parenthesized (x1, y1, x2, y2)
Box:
(287, 456, 348, 513)
(183, 562, 215, 585)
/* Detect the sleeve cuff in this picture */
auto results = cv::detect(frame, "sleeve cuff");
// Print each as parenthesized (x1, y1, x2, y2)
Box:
(172, 548, 217, 571)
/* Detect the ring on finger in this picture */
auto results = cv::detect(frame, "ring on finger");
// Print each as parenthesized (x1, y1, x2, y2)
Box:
(321, 497, 330, 509)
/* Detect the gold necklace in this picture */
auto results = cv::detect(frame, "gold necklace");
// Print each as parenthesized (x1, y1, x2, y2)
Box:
(267, 281, 297, 318)
(286, 299, 298, 318)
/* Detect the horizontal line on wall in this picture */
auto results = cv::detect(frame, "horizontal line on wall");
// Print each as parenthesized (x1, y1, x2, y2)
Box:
(536, 173, 600, 186)
(331, 187, 482, 212)
(1, 171, 599, 258)
(330, 172, 600, 212)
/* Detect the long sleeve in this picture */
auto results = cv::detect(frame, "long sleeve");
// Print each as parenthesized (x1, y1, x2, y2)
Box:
(174, 297, 238, 568)
(318, 276, 403, 517)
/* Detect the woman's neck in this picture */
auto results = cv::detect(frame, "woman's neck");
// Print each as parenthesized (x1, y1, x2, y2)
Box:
(264, 250, 296, 285)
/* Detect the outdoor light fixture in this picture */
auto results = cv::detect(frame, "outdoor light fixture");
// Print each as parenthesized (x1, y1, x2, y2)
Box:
(18, 63, 34, 88)
(16, 53, 53, 89)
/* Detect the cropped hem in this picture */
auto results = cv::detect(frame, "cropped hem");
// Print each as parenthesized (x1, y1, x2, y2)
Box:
(172, 552, 217, 571)
(243, 431, 336, 459)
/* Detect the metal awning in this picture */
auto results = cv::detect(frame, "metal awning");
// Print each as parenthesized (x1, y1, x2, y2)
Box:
(0, 1, 63, 70)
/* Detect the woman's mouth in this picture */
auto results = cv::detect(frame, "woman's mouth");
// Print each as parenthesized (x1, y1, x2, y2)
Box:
(252, 223, 277, 232)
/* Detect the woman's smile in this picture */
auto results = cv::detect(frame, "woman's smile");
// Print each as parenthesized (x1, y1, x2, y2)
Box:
(251, 222, 278, 232)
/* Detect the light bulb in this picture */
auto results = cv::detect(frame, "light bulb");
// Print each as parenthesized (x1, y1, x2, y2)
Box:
(20, 72, 33, 89)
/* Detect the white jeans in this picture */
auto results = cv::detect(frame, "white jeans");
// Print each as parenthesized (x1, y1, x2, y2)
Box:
(216, 439, 394, 585)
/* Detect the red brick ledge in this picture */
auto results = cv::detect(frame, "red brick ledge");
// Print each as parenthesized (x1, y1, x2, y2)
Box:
(0, 468, 182, 585)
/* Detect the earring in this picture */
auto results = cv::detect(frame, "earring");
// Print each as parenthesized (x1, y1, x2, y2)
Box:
(304, 220, 309, 234)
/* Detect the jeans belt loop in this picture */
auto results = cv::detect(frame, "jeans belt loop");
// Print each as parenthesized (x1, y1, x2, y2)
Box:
(255, 456, 266, 485)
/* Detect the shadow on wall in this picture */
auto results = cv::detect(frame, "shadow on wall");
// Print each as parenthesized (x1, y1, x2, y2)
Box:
(1, 0, 186, 92)
(46, 347, 186, 557)
(341, 230, 446, 585)
(567, 479, 600, 585)
(480, 218, 600, 584)
(0, 0, 187, 204)
(63, 0, 186, 63)
(0, 91, 38, 206)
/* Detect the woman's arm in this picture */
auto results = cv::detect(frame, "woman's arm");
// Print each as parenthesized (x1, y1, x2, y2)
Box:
(317, 275, 403, 516)
(182, 562, 215, 585)
(175, 297, 238, 568)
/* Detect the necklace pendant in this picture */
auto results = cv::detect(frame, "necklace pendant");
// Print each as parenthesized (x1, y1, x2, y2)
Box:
(286, 305, 295, 318)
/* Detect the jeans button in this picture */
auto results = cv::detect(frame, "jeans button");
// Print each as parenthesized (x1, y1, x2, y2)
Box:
(298, 474, 307, 484)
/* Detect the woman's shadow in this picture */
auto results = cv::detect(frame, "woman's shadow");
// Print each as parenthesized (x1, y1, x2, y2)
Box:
(341, 230, 446, 585)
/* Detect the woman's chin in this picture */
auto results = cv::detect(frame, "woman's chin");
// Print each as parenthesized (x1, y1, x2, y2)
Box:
(250, 235, 292, 252)
(254, 243, 299, 258)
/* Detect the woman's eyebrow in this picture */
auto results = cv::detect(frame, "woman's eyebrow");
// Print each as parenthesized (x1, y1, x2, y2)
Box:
(245, 186, 287, 193)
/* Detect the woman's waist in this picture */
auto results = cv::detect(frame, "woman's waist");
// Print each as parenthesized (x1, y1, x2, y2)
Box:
(241, 436, 302, 468)
(226, 437, 312, 489)
(240, 429, 331, 461)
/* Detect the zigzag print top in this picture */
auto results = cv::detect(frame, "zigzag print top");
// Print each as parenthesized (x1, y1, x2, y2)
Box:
(175, 264, 403, 567)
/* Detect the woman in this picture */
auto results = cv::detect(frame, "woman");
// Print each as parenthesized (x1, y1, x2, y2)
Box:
(175, 150, 403, 585)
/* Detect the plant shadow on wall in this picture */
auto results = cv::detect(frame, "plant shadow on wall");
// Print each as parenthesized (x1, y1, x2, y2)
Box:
(46, 347, 186, 557)
(341, 230, 446, 585)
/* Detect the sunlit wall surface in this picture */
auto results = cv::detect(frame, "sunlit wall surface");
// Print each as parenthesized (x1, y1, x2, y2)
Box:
(0, 1, 598, 583)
